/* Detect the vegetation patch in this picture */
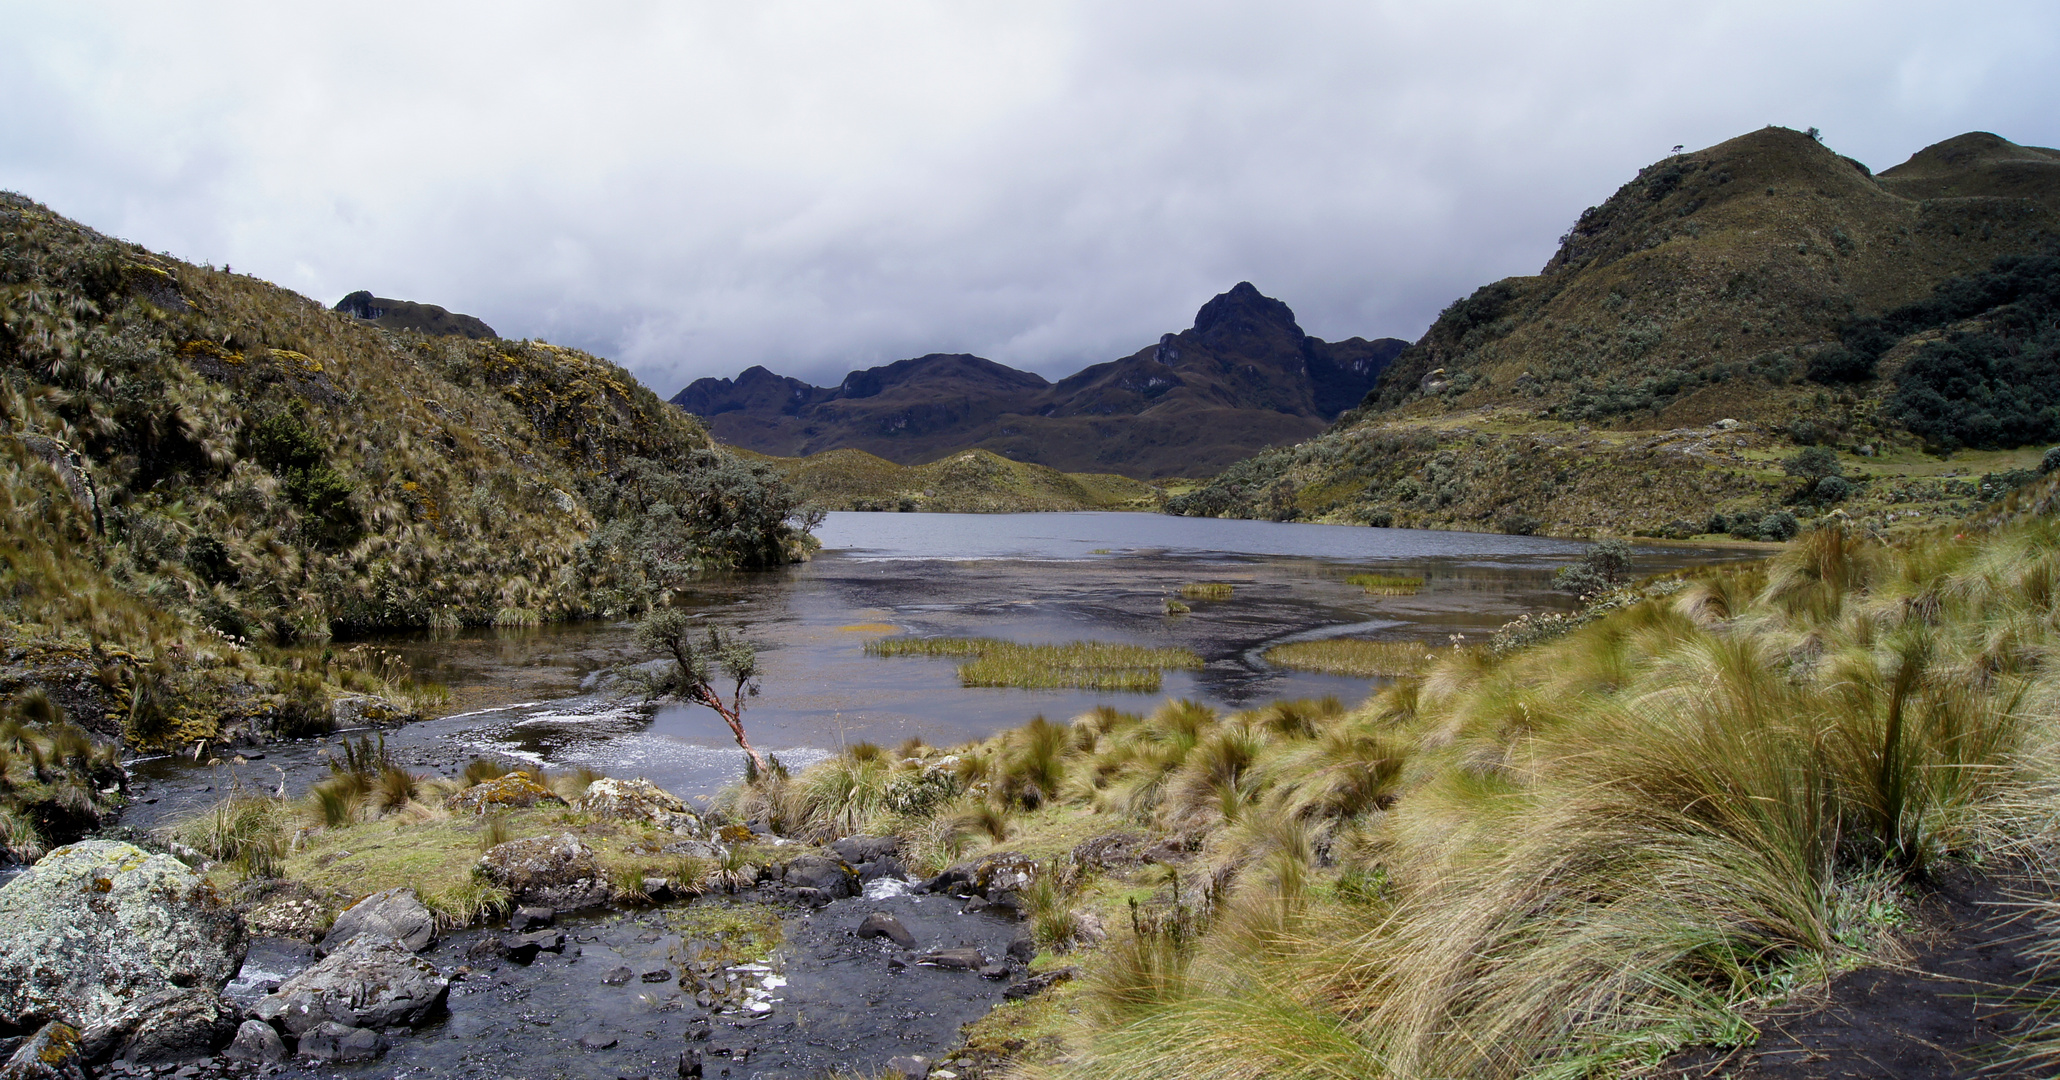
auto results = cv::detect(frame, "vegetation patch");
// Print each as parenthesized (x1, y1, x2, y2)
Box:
(1178, 583, 1233, 600)
(866, 637, 1204, 692)
(1344, 573, 1423, 596)
(1261, 638, 1438, 678)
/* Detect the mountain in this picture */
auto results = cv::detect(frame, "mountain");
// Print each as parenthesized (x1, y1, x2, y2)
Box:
(1168, 128, 2060, 537)
(672, 283, 1406, 479)
(741, 446, 1163, 513)
(334, 289, 497, 339)
(0, 191, 814, 759)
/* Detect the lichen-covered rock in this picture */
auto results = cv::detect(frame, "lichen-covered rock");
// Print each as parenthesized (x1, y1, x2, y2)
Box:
(445, 773, 566, 815)
(972, 851, 1037, 897)
(477, 833, 610, 910)
(781, 854, 857, 899)
(251, 939, 448, 1035)
(222, 1019, 286, 1063)
(573, 777, 703, 834)
(0, 841, 246, 1032)
(328, 694, 418, 728)
(0, 1021, 86, 1080)
(320, 887, 436, 954)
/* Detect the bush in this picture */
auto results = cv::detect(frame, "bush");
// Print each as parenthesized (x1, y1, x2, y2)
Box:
(1783, 446, 1842, 481)
(1813, 475, 1853, 503)
(1759, 511, 1800, 541)
(2041, 446, 2060, 475)
(1806, 346, 1875, 384)
(1553, 539, 1633, 596)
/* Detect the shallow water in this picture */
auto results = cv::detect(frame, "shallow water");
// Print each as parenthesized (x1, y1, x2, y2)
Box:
(127, 513, 1741, 826)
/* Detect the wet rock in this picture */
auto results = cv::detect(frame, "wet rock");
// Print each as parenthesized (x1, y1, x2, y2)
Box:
(602, 966, 635, 986)
(972, 851, 1036, 896)
(787, 887, 830, 907)
(0, 1021, 86, 1080)
(885, 1054, 931, 1079)
(857, 912, 916, 949)
(221, 1020, 285, 1064)
(1002, 966, 1078, 1002)
(1006, 928, 1036, 963)
(296, 1021, 387, 1062)
(464, 936, 510, 964)
(509, 905, 556, 931)
(857, 856, 909, 882)
(320, 887, 436, 954)
(781, 854, 857, 899)
(578, 1032, 618, 1050)
(253, 939, 449, 1035)
(919, 865, 973, 897)
(978, 963, 1011, 980)
(829, 835, 900, 864)
(329, 694, 417, 728)
(683, 1017, 711, 1041)
(501, 930, 566, 964)
(677, 1048, 703, 1078)
(916, 948, 984, 971)
(0, 841, 246, 1033)
(641, 968, 673, 983)
(446, 773, 566, 815)
(477, 834, 611, 910)
(106, 988, 237, 1064)
(575, 778, 705, 835)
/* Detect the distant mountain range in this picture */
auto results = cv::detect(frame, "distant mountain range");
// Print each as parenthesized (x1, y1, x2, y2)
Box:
(671, 282, 1406, 479)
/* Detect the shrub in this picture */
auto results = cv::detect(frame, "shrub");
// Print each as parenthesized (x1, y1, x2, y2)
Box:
(1814, 475, 1853, 503)
(1783, 446, 1842, 481)
(1759, 511, 1801, 541)
(2043, 446, 2060, 475)
(1805, 345, 1875, 384)
(1553, 539, 1633, 595)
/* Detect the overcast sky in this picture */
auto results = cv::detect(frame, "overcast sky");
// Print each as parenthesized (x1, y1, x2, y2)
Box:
(4, 2, 2057, 396)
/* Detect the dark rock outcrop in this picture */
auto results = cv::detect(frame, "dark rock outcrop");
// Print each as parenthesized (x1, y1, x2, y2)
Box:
(320, 887, 437, 954)
(333, 291, 496, 340)
(251, 939, 449, 1035)
(477, 833, 610, 910)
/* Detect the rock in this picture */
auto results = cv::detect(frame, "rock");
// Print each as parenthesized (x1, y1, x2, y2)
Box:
(885, 1054, 931, 1079)
(501, 930, 566, 964)
(328, 694, 417, 728)
(107, 988, 237, 1064)
(787, 887, 829, 907)
(781, 854, 857, 899)
(677, 1048, 703, 1078)
(579, 1032, 618, 1050)
(320, 887, 436, 954)
(0, 841, 246, 1033)
(1072, 910, 1108, 946)
(829, 835, 900, 864)
(509, 905, 556, 931)
(295, 1021, 387, 1062)
(574, 778, 704, 835)
(641, 969, 673, 983)
(602, 966, 635, 986)
(1002, 966, 1079, 1002)
(252, 939, 448, 1035)
(1006, 928, 1036, 963)
(0, 1021, 86, 1080)
(857, 912, 916, 949)
(445, 773, 567, 815)
(915, 948, 984, 971)
(972, 851, 1036, 896)
(477, 834, 611, 910)
(978, 963, 1011, 980)
(1070, 831, 1149, 871)
(221, 1020, 286, 1064)
(464, 936, 510, 964)
(856, 856, 908, 882)
(660, 839, 722, 860)
(919, 865, 974, 896)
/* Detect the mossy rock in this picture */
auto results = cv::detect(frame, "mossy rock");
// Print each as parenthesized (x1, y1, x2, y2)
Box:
(444, 773, 565, 815)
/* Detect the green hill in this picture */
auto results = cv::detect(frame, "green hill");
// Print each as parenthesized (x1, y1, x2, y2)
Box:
(1169, 128, 2060, 537)
(0, 192, 812, 760)
(745, 446, 1164, 513)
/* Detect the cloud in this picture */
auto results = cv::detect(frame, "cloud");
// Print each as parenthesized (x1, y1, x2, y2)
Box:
(3, 0, 2057, 394)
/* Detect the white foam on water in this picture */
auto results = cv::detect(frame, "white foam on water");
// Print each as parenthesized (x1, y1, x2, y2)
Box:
(863, 876, 918, 901)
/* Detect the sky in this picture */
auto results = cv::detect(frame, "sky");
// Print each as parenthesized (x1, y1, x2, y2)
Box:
(3, 2, 2057, 397)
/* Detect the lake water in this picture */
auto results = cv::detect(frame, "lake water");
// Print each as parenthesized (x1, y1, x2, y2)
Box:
(127, 512, 1744, 823)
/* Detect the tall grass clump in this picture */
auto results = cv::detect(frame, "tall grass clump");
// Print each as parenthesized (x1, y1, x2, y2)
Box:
(1346, 573, 1424, 596)
(867, 636, 1203, 692)
(1262, 638, 1438, 678)
(1180, 583, 1234, 600)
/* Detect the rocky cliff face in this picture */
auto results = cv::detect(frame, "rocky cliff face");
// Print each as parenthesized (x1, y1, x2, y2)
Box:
(333, 290, 496, 339)
(672, 284, 1405, 479)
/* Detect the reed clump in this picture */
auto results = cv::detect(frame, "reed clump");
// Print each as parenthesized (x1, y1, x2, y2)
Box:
(867, 637, 1204, 692)
(1261, 638, 1438, 677)
(1180, 583, 1234, 600)
(1345, 573, 1425, 596)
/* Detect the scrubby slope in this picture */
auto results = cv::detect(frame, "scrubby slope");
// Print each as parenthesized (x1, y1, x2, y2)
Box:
(749, 446, 1163, 513)
(1172, 128, 2060, 536)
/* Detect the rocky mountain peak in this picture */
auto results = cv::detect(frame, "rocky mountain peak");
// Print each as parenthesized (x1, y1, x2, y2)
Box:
(1191, 282, 1304, 347)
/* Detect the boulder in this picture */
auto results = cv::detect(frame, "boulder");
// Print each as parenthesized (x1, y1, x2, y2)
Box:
(296, 1021, 387, 1062)
(500, 929, 566, 963)
(1006, 928, 1036, 963)
(781, 854, 857, 899)
(252, 939, 449, 1035)
(601, 966, 635, 986)
(100, 987, 236, 1064)
(972, 851, 1036, 897)
(508, 905, 555, 931)
(320, 887, 436, 954)
(857, 856, 908, 882)
(445, 773, 566, 815)
(222, 1020, 286, 1063)
(0, 841, 246, 1032)
(884, 1054, 930, 1079)
(329, 694, 418, 728)
(856, 912, 916, 949)
(574, 777, 704, 835)
(1002, 966, 1079, 1002)
(477, 833, 610, 910)
(0, 1022, 86, 1080)
(1069, 831, 1149, 871)
(829, 835, 901, 864)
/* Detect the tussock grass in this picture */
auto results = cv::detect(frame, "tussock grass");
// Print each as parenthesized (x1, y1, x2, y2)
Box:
(1261, 638, 1438, 677)
(867, 636, 1204, 692)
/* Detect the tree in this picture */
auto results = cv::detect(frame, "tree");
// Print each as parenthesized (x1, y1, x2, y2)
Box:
(635, 610, 772, 779)
(1552, 538, 1634, 597)
(1783, 446, 1842, 481)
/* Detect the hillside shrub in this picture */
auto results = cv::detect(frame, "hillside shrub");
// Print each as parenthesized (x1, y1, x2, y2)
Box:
(1805, 345, 1875, 384)
(1759, 511, 1800, 541)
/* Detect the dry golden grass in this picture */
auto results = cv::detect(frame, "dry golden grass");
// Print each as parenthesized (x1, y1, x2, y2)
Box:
(1261, 638, 1437, 677)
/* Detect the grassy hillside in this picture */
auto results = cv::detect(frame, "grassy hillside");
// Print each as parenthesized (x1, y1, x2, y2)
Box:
(748, 446, 1164, 513)
(1171, 128, 2060, 537)
(0, 191, 812, 765)
(762, 474, 2060, 1078)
